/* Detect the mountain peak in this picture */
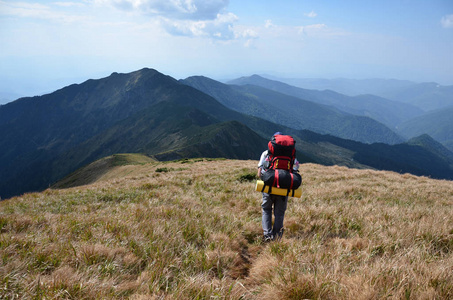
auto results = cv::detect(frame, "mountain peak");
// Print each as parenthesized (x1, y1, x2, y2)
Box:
(227, 74, 293, 89)
(408, 133, 437, 144)
(407, 134, 453, 162)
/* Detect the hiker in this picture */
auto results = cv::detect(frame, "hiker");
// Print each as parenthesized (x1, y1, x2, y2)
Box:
(257, 132, 300, 242)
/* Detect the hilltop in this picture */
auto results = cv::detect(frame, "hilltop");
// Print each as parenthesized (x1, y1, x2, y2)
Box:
(1, 157, 452, 299)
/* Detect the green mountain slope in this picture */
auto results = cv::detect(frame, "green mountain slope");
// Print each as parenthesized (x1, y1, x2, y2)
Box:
(227, 75, 422, 129)
(407, 134, 453, 163)
(0, 68, 179, 177)
(52, 153, 155, 189)
(397, 107, 453, 152)
(295, 130, 453, 180)
(51, 102, 266, 182)
(182, 76, 403, 144)
(0, 69, 267, 199)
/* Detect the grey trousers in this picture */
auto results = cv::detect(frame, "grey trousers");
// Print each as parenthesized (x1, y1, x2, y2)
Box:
(261, 193, 288, 237)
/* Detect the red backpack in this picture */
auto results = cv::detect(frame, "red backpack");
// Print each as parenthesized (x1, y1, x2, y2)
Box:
(267, 134, 296, 171)
(262, 134, 301, 191)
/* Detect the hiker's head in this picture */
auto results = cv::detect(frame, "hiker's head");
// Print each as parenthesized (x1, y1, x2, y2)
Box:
(273, 132, 282, 136)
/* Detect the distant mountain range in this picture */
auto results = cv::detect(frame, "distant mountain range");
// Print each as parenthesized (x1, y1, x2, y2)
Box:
(264, 77, 417, 97)
(227, 75, 424, 129)
(267, 76, 453, 112)
(226, 74, 453, 152)
(182, 76, 403, 144)
(1, 68, 452, 199)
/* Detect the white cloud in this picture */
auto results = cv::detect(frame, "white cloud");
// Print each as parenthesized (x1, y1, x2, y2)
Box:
(235, 28, 258, 39)
(53, 2, 87, 8)
(0, 1, 51, 18)
(161, 18, 207, 37)
(92, 0, 246, 40)
(293, 23, 351, 40)
(441, 14, 453, 28)
(264, 19, 274, 28)
(304, 11, 317, 18)
(95, 0, 229, 20)
(297, 24, 327, 35)
(0, 1, 89, 23)
(160, 12, 238, 39)
(234, 27, 258, 47)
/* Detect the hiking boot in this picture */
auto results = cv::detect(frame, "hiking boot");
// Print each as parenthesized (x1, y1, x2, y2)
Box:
(263, 234, 273, 243)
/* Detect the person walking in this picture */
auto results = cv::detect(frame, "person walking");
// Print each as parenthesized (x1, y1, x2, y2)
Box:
(257, 132, 299, 242)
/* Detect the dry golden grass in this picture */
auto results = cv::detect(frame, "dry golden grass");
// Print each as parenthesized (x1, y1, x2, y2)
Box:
(1, 159, 452, 299)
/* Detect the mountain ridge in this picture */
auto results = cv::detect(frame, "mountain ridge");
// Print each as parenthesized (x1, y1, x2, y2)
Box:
(261, 75, 453, 112)
(183, 76, 403, 144)
(398, 106, 453, 152)
(0, 68, 267, 198)
(227, 74, 423, 129)
(1, 68, 452, 199)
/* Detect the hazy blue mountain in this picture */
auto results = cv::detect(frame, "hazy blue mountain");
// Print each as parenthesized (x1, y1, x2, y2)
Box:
(380, 83, 453, 112)
(227, 75, 422, 128)
(267, 76, 453, 112)
(264, 77, 416, 97)
(398, 106, 453, 152)
(183, 76, 403, 144)
(254, 75, 452, 150)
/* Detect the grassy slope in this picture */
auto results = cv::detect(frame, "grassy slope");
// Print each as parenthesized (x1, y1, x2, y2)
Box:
(1, 159, 452, 299)
(52, 154, 156, 189)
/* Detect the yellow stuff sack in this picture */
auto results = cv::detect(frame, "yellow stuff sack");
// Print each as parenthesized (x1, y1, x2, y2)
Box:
(255, 180, 302, 198)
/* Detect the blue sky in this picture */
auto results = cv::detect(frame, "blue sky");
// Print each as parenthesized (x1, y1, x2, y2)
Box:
(1, 0, 452, 103)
